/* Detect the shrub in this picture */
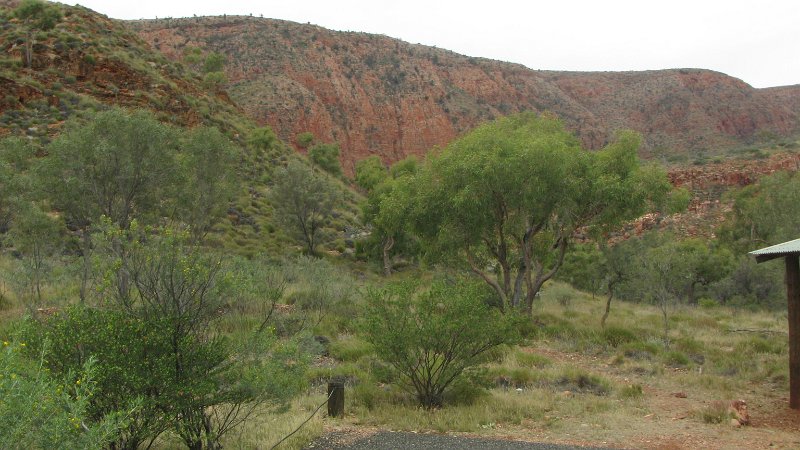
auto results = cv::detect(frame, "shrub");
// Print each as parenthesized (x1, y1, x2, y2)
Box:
(662, 350, 691, 367)
(362, 279, 520, 409)
(601, 326, 640, 348)
(0, 341, 123, 449)
(622, 341, 661, 360)
(22, 227, 311, 449)
(308, 142, 342, 176)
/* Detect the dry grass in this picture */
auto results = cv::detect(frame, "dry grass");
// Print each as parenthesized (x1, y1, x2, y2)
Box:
(239, 281, 798, 449)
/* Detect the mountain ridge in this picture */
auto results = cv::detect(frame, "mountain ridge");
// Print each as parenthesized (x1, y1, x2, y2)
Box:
(132, 15, 800, 174)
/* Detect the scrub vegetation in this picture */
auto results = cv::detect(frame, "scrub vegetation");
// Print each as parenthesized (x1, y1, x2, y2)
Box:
(0, 1, 798, 449)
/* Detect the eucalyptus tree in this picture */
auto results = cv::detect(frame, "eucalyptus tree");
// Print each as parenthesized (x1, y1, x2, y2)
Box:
(269, 160, 338, 256)
(39, 108, 179, 300)
(360, 156, 419, 276)
(13, 0, 61, 68)
(403, 113, 669, 313)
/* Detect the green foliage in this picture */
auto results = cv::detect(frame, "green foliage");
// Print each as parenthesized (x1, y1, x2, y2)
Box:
(362, 279, 520, 409)
(354, 155, 387, 192)
(397, 113, 670, 313)
(694, 402, 735, 424)
(388, 155, 419, 179)
(176, 126, 238, 242)
(329, 336, 373, 362)
(14, 0, 61, 31)
(665, 187, 692, 214)
(13, 0, 61, 68)
(554, 367, 611, 395)
(7, 202, 61, 310)
(295, 131, 315, 149)
(269, 160, 338, 255)
(248, 126, 280, 155)
(202, 52, 226, 73)
(360, 172, 418, 275)
(0, 341, 126, 449)
(618, 384, 644, 399)
(308, 142, 342, 176)
(41, 108, 179, 231)
(558, 243, 605, 297)
(202, 71, 226, 89)
(600, 326, 639, 348)
(23, 226, 311, 449)
(721, 170, 800, 251)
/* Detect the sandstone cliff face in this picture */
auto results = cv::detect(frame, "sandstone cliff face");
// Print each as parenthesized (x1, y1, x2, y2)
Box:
(132, 16, 800, 174)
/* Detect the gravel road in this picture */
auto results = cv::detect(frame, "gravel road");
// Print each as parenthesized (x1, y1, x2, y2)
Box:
(305, 431, 621, 449)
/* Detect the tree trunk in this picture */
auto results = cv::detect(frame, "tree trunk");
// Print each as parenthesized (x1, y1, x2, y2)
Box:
(600, 287, 614, 328)
(382, 235, 394, 277)
(25, 30, 33, 68)
(601, 277, 619, 328)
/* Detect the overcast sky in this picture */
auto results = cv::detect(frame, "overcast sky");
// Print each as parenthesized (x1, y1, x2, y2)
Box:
(74, 0, 798, 88)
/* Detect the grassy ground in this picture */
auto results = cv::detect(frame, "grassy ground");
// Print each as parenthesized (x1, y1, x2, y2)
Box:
(235, 281, 798, 450)
(2, 251, 797, 449)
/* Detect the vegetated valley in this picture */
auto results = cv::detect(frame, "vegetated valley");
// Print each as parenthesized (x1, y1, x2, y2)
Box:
(1, 2, 799, 449)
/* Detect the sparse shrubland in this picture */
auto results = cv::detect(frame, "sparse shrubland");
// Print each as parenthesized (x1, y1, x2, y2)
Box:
(0, 8, 796, 445)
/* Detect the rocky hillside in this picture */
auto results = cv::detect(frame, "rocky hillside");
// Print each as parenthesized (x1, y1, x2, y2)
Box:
(132, 15, 800, 174)
(0, 2, 367, 257)
(0, 2, 255, 144)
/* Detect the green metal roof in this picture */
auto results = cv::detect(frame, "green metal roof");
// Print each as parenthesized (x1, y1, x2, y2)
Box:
(750, 238, 800, 263)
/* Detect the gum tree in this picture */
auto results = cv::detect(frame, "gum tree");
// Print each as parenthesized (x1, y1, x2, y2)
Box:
(13, 0, 61, 68)
(269, 160, 338, 256)
(403, 113, 669, 314)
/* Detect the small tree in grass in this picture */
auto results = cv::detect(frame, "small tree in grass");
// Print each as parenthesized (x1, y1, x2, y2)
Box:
(269, 160, 338, 256)
(13, 0, 61, 68)
(362, 280, 519, 409)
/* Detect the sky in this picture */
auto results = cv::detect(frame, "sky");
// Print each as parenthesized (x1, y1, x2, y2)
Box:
(73, 0, 799, 88)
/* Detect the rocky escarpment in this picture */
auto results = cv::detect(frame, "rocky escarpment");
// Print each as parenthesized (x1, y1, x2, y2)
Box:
(133, 15, 800, 174)
(0, 2, 248, 143)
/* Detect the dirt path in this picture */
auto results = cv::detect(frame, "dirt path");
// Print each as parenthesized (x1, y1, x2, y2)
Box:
(306, 430, 619, 449)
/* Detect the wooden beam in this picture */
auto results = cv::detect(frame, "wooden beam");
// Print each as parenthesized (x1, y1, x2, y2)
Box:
(786, 255, 800, 409)
(756, 253, 786, 263)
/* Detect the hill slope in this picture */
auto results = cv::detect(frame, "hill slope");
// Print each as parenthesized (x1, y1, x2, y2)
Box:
(0, 3, 362, 256)
(133, 16, 800, 173)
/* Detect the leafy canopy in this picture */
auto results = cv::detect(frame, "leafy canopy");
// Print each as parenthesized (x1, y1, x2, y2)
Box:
(362, 279, 519, 409)
(400, 112, 670, 313)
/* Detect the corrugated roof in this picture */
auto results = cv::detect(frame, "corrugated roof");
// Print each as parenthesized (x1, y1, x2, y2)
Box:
(750, 238, 800, 263)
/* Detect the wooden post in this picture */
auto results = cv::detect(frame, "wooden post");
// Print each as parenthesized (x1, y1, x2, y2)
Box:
(327, 382, 344, 417)
(786, 255, 800, 409)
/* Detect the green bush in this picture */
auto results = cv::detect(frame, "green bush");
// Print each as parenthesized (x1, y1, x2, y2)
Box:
(1, 341, 123, 449)
(662, 350, 691, 367)
(308, 142, 342, 176)
(735, 336, 785, 355)
(698, 298, 718, 309)
(601, 326, 640, 348)
(362, 279, 520, 409)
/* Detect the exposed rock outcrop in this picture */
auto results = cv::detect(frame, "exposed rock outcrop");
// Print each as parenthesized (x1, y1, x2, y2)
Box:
(133, 16, 800, 174)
